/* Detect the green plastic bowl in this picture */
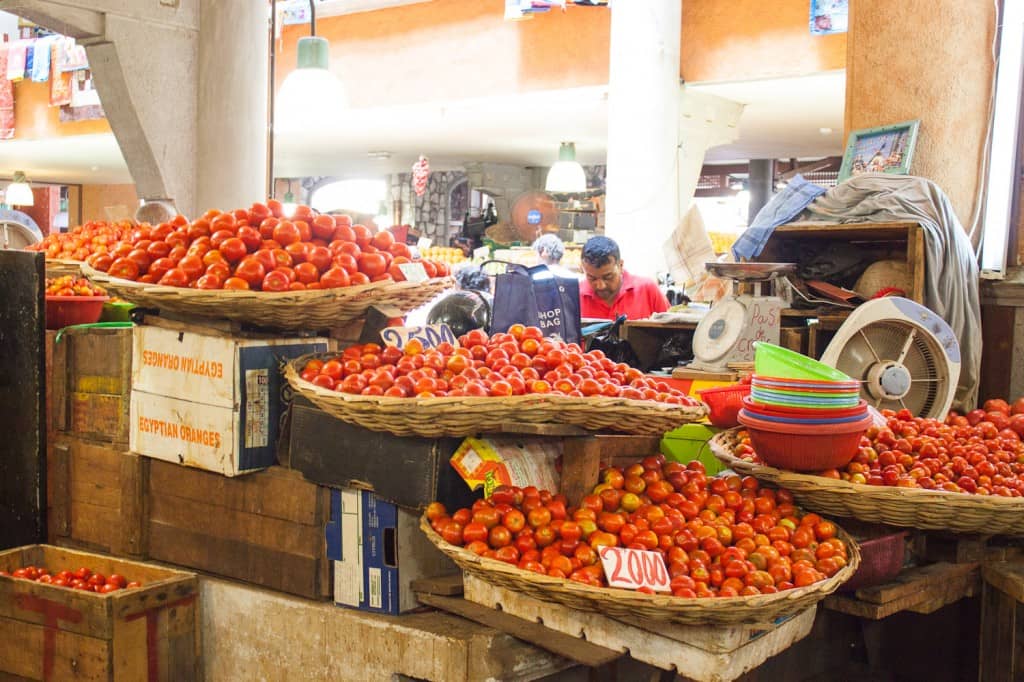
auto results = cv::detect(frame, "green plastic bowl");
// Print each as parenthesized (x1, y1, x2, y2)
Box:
(754, 342, 852, 382)
(99, 300, 135, 323)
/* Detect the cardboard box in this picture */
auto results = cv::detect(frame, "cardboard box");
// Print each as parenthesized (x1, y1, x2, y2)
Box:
(130, 324, 327, 476)
(326, 488, 455, 614)
(288, 397, 479, 510)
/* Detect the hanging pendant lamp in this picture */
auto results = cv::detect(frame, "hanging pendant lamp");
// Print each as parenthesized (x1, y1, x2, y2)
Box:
(545, 142, 587, 193)
(276, 1, 347, 131)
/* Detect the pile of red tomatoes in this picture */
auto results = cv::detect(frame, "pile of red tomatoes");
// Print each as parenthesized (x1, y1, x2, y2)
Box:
(85, 200, 449, 291)
(427, 457, 851, 598)
(27, 220, 132, 262)
(299, 325, 705, 403)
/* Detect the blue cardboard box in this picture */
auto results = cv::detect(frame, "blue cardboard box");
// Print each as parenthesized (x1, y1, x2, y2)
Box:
(325, 488, 455, 614)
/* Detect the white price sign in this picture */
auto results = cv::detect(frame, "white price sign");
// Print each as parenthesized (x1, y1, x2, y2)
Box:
(473, 245, 490, 260)
(380, 324, 458, 351)
(398, 262, 430, 283)
(417, 236, 433, 251)
(598, 546, 671, 592)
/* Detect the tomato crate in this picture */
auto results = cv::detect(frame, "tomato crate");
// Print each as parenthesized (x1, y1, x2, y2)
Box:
(0, 544, 199, 681)
(47, 435, 147, 558)
(48, 325, 133, 444)
(145, 459, 332, 600)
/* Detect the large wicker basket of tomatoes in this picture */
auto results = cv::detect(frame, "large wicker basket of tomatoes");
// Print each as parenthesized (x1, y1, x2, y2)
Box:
(709, 400, 1024, 535)
(80, 201, 453, 330)
(421, 456, 860, 626)
(284, 327, 709, 437)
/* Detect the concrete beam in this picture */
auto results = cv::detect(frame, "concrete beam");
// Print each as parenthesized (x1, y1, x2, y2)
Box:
(0, 0, 104, 39)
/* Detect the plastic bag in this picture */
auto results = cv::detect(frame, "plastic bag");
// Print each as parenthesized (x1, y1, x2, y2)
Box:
(585, 315, 640, 367)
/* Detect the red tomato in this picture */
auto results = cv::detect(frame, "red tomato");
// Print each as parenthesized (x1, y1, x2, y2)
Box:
(219, 238, 247, 263)
(273, 221, 301, 246)
(233, 258, 266, 287)
(223, 277, 250, 290)
(371, 229, 395, 251)
(262, 270, 291, 292)
(158, 268, 189, 287)
(108, 257, 140, 280)
(351, 224, 372, 248)
(294, 262, 321, 284)
(320, 267, 352, 289)
(358, 253, 388, 278)
(307, 246, 332, 273)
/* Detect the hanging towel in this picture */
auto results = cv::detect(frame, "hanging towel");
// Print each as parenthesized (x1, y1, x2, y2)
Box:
(6, 40, 28, 82)
(0, 47, 14, 139)
(31, 36, 53, 82)
(24, 43, 34, 80)
(49, 41, 72, 107)
(731, 174, 827, 260)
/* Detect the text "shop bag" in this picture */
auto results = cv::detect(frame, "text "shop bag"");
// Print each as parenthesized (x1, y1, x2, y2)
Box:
(489, 262, 582, 345)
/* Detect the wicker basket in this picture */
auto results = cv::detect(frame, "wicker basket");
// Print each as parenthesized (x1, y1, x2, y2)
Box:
(81, 263, 452, 330)
(421, 516, 860, 626)
(285, 355, 709, 438)
(45, 258, 83, 278)
(709, 429, 1024, 535)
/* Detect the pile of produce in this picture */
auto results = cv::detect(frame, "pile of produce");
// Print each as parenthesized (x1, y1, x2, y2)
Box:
(85, 200, 450, 291)
(298, 325, 705, 403)
(733, 401, 1024, 497)
(427, 457, 851, 597)
(1, 564, 142, 593)
(45, 275, 106, 297)
(26, 220, 132, 261)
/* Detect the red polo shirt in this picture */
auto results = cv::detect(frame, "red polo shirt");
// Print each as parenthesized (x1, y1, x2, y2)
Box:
(579, 271, 670, 320)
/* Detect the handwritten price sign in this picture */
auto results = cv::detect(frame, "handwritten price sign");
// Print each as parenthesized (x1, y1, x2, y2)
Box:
(598, 546, 671, 592)
(380, 324, 458, 351)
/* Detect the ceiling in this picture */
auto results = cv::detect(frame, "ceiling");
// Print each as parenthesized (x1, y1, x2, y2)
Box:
(1, 71, 846, 187)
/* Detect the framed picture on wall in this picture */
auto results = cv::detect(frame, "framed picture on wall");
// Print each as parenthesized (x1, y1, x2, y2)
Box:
(838, 120, 921, 182)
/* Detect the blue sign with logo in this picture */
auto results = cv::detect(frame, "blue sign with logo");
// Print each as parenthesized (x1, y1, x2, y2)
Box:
(526, 209, 542, 225)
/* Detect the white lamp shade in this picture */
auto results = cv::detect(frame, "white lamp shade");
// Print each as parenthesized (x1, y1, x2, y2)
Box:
(276, 68, 347, 132)
(545, 160, 587, 193)
(5, 181, 33, 206)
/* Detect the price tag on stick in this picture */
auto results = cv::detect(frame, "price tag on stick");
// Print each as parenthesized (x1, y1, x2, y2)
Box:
(380, 324, 458, 351)
(398, 262, 429, 283)
(598, 546, 671, 592)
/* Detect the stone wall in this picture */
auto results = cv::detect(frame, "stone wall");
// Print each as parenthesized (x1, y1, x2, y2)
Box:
(390, 170, 467, 242)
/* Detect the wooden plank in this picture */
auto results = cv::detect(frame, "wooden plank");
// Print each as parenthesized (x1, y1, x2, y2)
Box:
(69, 501, 121, 552)
(147, 522, 323, 599)
(593, 435, 663, 463)
(772, 220, 919, 237)
(672, 366, 738, 382)
(147, 460, 322, 526)
(904, 573, 979, 615)
(70, 456, 121, 510)
(0, 544, 191, 588)
(417, 592, 622, 669)
(491, 422, 588, 437)
(824, 564, 978, 620)
(983, 561, 1024, 604)
(560, 437, 602, 507)
(910, 226, 926, 303)
(50, 334, 68, 433)
(118, 453, 147, 557)
(979, 580, 1018, 682)
(67, 392, 129, 444)
(66, 326, 132, 396)
(854, 562, 978, 604)
(47, 438, 70, 538)
(0, 616, 110, 681)
(411, 574, 465, 597)
(912, 533, 987, 564)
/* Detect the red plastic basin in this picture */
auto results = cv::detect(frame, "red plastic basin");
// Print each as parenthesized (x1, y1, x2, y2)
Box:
(45, 295, 109, 330)
(698, 383, 751, 428)
(742, 395, 868, 419)
(738, 409, 872, 472)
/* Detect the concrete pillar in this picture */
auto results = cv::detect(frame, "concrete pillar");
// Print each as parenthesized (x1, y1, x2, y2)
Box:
(747, 159, 774, 224)
(0, 0, 268, 218)
(845, 0, 996, 229)
(603, 0, 681, 277)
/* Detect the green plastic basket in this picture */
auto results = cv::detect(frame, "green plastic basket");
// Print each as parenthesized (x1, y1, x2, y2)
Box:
(754, 342, 852, 382)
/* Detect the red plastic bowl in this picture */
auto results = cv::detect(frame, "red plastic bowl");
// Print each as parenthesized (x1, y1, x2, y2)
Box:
(737, 409, 872, 472)
(45, 295, 109, 330)
(698, 383, 752, 428)
(742, 395, 868, 419)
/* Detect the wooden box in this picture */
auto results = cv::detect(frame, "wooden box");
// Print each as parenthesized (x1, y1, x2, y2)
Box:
(980, 561, 1024, 682)
(49, 325, 133, 444)
(145, 460, 331, 600)
(47, 436, 147, 558)
(463, 574, 814, 682)
(0, 545, 199, 681)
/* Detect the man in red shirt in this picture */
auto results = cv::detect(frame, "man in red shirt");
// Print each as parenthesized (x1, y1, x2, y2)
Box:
(579, 236, 670, 320)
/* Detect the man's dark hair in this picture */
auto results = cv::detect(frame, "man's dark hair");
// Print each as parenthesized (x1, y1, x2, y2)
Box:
(581, 236, 620, 268)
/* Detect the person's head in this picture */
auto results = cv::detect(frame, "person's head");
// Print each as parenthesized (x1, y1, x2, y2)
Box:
(454, 264, 490, 292)
(581, 236, 623, 303)
(532, 233, 565, 266)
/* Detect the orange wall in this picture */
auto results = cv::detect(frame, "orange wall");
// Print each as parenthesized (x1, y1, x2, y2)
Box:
(12, 80, 111, 140)
(681, 0, 846, 82)
(80, 184, 138, 223)
(275, 0, 610, 107)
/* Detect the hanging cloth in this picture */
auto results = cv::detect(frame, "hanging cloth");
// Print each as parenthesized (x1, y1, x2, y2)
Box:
(31, 36, 53, 83)
(49, 40, 72, 107)
(6, 40, 28, 82)
(0, 47, 14, 139)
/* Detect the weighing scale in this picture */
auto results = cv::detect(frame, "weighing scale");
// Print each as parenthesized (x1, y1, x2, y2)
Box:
(684, 262, 795, 375)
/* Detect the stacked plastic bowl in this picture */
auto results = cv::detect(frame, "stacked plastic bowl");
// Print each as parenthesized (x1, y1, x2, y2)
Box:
(737, 343, 871, 471)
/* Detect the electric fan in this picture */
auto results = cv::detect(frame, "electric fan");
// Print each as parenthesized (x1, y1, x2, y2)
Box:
(819, 297, 960, 419)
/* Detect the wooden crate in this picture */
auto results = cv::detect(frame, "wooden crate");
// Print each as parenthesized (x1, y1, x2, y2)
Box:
(462, 574, 814, 682)
(0, 544, 199, 681)
(145, 460, 331, 600)
(980, 561, 1024, 682)
(47, 435, 147, 558)
(49, 326, 132, 444)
